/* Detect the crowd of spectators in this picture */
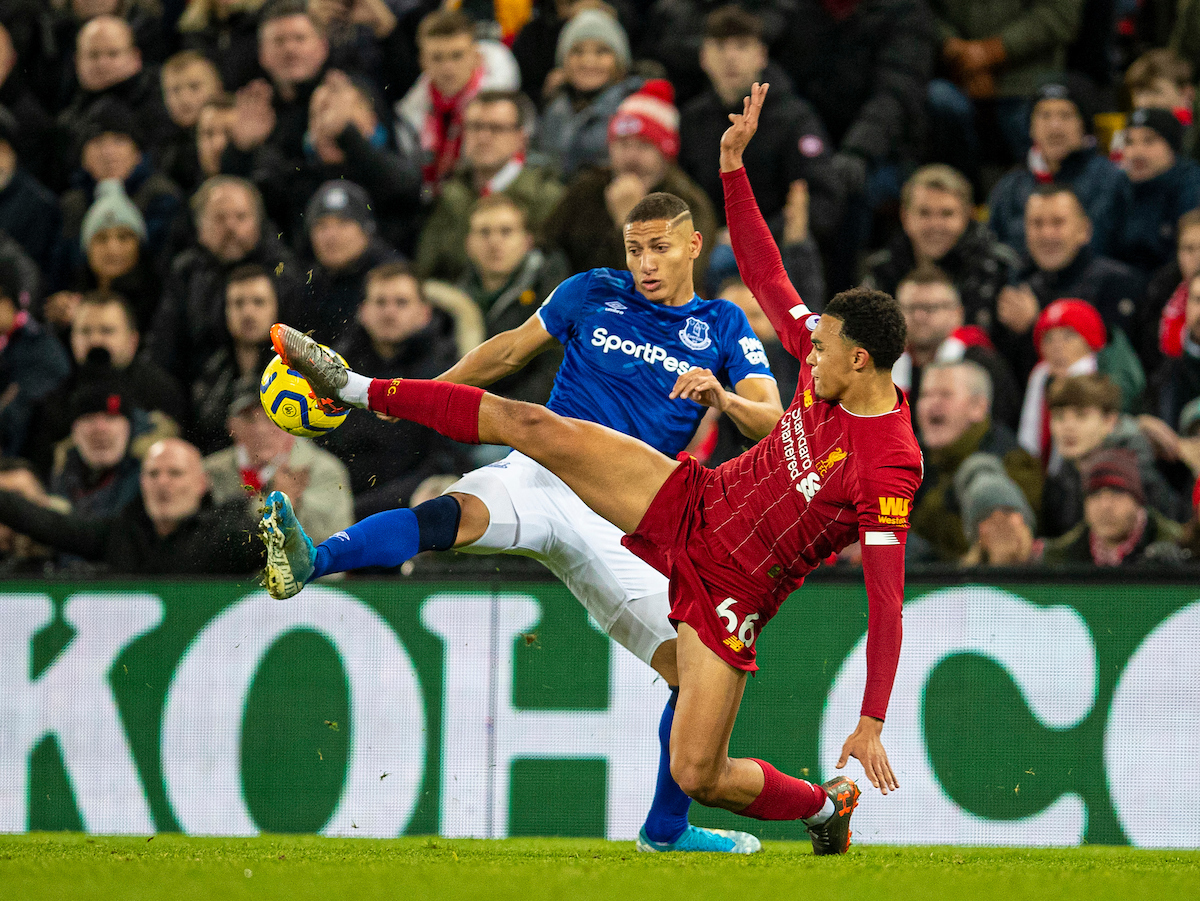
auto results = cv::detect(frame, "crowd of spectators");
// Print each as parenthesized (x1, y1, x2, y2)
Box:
(1, 0, 1200, 576)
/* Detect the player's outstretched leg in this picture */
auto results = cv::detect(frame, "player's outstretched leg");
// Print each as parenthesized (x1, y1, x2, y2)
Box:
(259, 490, 463, 598)
(260, 490, 316, 598)
(638, 686, 761, 854)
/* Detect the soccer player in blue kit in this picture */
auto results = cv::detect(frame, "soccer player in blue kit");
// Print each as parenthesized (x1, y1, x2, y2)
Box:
(261, 192, 784, 852)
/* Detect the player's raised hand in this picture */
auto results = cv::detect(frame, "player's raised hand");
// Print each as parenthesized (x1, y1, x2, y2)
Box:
(670, 368, 729, 412)
(719, 82, 769, 172)
(837, 715, 899, 794)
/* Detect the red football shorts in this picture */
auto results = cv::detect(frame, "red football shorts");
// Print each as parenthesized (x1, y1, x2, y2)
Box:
(622, 455, 785, 672)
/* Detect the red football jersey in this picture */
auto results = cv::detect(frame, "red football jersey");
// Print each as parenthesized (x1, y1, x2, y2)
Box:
(713, 167, 924, 718)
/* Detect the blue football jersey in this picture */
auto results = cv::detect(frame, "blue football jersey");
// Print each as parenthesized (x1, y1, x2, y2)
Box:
(536, 268, 775, 456)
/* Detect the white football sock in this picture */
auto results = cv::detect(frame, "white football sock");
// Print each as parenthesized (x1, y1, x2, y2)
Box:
(802, 796, 835, 826)
(340, 370, 372, 408)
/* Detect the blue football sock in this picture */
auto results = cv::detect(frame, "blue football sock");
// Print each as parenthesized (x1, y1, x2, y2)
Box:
(641, 687, 691, 843)
(311, 496, 461, 579)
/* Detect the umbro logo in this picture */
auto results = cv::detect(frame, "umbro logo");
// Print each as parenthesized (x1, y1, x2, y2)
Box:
(604, 301, 627, 314)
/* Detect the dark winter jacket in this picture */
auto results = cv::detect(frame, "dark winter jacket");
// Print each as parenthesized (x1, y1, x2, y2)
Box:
(534, 77, 644, 179)
(304, 237, 403, 343)
(147, 232, 306, 383)
(0, 489, 263, 575)
(988, 145, 1127, 255)
(1043, 507, 1184, 565)
(0, 318, 70, 456)
(775, 0, 937, 163)
(863, 219, 1022, 330)
(0, 167, 63, 283)
(50, 450, 141, 521)
(179, 10, 264, 90)
(680, 83, 843, 240)
(1112, 160, 1200, 276)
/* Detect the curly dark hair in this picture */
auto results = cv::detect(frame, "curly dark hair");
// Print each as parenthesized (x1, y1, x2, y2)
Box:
(823, 287, 907, 370)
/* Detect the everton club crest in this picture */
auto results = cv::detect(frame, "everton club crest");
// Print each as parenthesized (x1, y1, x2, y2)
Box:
(678, 317, 712, 351)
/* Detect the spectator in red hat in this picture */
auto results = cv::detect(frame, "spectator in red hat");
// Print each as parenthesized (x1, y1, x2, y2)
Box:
(544, 78, 717, 281)
(1043, 447, 1184, 566)
(1017, 297, 1145, 462)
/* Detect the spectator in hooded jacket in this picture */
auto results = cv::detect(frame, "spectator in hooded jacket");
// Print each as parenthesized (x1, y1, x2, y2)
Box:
(0, 106, 61, 282)
(988, 79, 1127, 257)
(1112, 108, 1200, 277)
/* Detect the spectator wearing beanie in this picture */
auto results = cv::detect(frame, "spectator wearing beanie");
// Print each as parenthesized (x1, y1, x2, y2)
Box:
(303, 180, 401, 342)
(989, 79, 1127, 257)
(533, 7, 643, 179)
(544, 78, 717, 281)
(1044, 446, 1185, 565)
(955, 453, 1043, 566)
(1018, 298, 1145, 462)
(0, 105, 62, 282)
(1112, 107, 1200, 277)
(51, 380, 141, 522)
(60, 98, 182, 269)
(67, 179, 162, 333)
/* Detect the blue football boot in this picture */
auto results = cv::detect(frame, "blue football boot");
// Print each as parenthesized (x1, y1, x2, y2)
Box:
(636, 824, 762, 854)
(260, 490, 316, 599)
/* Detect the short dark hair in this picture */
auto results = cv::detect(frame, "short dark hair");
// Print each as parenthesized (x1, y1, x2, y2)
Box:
(823, 287, 907, 370)
(259, 0, 320, 35)
(704, 5, 763, 42)
(226, 263, 272, 290)
(365, 261, 425, 303)
(1028, 182, 1086, 215)
(78, 290, 138, 333)
(469, 192, 531, 231)
(1048, 373, 1121, 414)
(469, 89, 537, 133)
(897, 261, 958, 295)
(626, 192, 692, 226)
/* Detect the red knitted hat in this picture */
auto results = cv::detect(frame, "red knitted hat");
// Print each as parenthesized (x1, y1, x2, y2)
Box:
(607, 79, 680, 160)
(1033, 298, 1107, 357)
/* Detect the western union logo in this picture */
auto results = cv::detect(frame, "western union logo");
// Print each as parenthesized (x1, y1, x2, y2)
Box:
(817, 447, 847, 476)
(879, 496, 910, 518)
(723, 635, 745, 653)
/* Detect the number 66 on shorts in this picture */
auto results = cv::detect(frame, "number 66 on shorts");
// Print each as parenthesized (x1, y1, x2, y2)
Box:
(716, 597, 760, 653)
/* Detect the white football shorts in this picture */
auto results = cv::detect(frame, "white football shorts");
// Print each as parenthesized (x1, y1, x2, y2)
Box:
(445, 451, 675, 665)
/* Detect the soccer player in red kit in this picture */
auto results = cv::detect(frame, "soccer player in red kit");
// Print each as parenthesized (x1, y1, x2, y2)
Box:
(269, 83, 921, 853)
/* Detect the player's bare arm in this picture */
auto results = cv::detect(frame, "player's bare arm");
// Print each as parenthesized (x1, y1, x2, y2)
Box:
(838, 715, 898, 794)
(670, 370, 782, 439)
(435, 313, 561, 386)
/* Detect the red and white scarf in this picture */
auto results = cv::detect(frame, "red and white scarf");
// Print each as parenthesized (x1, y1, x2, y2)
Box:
(1090, 506, 1148, 566)
(1017, 353, 1097, 464)
(421, 65, 486, 191)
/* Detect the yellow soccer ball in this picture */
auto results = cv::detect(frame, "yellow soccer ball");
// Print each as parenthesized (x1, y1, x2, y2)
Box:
(259, 351, 350, 438)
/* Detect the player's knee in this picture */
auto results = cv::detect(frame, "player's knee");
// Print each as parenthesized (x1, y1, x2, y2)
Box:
(670, 755, 723, 805)
(508, 401, 559, 439)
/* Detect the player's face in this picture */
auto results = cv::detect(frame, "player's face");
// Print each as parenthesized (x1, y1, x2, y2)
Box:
(900, 185, 970, 263)
(1121, 126, 1175, 183)
(1187, 276, 1200, 342)
(806, 314, 857, 400)
(623, 217, 700, 306)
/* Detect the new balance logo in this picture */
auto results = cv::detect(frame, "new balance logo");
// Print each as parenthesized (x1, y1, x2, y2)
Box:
(797, 472, 821, 502)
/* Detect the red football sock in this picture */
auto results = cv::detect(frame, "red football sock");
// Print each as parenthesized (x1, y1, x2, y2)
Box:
(739, 759, 827, 821)
(367, 378, 485, 445)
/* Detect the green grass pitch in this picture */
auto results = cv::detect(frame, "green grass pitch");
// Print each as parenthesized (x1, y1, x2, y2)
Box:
(4, 835, 1200, 901)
